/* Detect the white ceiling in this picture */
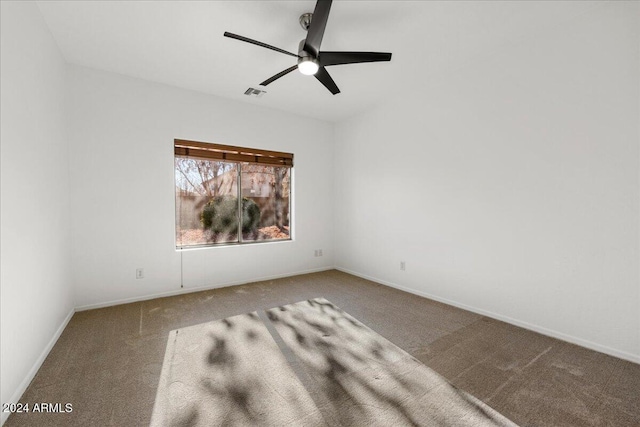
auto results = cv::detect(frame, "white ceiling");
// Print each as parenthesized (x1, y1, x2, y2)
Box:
(36, 1, 601, 122)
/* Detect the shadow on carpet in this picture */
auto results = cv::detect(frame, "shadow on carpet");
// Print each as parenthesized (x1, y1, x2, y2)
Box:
(151, 298, 518, 426)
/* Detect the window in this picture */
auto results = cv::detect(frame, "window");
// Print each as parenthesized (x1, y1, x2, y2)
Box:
(174, 139, 293, 248)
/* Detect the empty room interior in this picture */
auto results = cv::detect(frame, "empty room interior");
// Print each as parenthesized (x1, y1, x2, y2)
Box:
(1, 1, 639, 426)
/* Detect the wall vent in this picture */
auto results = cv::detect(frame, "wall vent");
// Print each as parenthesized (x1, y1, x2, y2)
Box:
(244, 87, 266, 97)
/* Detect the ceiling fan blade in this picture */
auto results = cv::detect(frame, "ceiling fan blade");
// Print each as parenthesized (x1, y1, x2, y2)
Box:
(224, 32, 299, 58)
(314, 66, 340, 95)
(260, 65, 298, 86)
(303, 0, 333, 58)
(319, 51, 392, 67)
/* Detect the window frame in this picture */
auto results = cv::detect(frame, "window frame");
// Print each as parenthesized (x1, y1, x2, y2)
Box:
(174, 139, 293, 250)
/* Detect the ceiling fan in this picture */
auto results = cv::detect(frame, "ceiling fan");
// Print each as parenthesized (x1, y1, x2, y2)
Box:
(224, 0, 392, 95)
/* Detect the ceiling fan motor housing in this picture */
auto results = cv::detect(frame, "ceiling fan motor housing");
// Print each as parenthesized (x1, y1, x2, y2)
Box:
(297, 39, 319, 75)
(298, 39, 313, 59)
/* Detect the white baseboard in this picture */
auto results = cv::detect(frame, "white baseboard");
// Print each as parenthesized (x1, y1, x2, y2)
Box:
(75, 266, 334, 311)
(335, 266, 640, 365)
(1, 307, 75, 426)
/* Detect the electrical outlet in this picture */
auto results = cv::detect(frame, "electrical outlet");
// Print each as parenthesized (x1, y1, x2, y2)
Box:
(400, 261, 406, 271)
(314, 250, 319, 257)
(318, 249, 323, 257)
(136, 268, 144, 279)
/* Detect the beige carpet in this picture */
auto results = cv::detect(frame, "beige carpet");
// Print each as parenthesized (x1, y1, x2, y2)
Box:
(151, 298, 518, 426)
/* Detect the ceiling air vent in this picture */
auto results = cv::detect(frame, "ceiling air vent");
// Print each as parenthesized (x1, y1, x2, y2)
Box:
(244, 87, 266, 98)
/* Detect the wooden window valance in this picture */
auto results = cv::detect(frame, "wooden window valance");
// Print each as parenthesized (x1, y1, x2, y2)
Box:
(174, 139, 293, 167)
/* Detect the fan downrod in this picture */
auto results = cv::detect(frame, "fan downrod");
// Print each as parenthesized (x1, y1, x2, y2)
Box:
(299, 13, 313, 31)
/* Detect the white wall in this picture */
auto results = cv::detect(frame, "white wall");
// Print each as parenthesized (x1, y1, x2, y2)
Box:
(334, 2, 640, 361)
(67, 66, 334, 308)
(0, 1, 74, 416)
(1, 3, 637, 417)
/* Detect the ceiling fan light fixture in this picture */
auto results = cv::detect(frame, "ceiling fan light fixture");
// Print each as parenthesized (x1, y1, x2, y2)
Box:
(297, 57, 319, 75)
